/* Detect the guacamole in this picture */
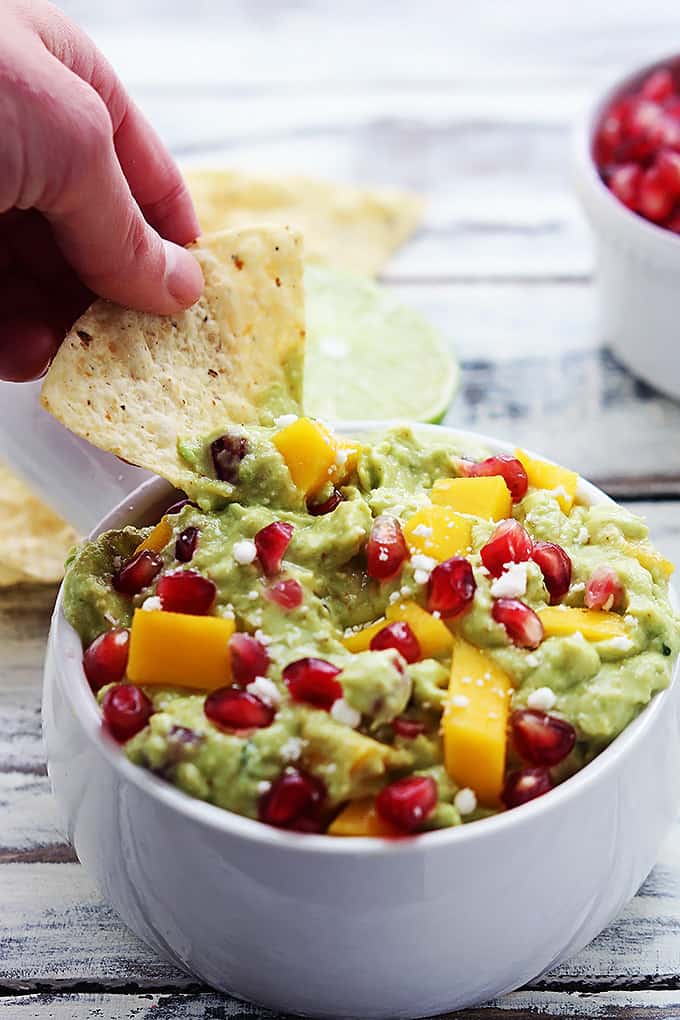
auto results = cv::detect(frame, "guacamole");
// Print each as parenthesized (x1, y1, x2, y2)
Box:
(65, 421, 680, 836)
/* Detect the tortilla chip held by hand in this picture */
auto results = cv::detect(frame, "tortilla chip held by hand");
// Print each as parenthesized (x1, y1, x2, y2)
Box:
(40, 226, 305, 493)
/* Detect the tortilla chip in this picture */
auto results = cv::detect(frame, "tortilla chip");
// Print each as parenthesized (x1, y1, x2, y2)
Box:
(185, 168, 423, 277)
(0, 462, 79, 585)
(41, 226, 305, 491)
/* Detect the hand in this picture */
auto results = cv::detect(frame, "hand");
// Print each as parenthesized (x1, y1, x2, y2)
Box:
(0, 1, 204, 382)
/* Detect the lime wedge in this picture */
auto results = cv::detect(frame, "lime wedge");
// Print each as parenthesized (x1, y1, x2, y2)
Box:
(303, 266, 458, 423)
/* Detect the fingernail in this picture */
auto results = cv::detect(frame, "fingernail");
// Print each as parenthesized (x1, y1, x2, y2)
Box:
(163, 241, 204, 306)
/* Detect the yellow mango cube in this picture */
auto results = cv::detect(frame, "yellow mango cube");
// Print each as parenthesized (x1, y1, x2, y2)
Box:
(431, 476, 512, 522)
(386, 600, 453, 658)
(127, 609, 235, 690)
(538, 606, 627, 642)
(515, 449, 578, 513)
(330, 437, 362, 487)
(328, 798, 399, 837)
(443, 637, 513, 807)
(403, 506, 473, 561)
(273, 417, 336, 496)
(624, 541, 675, 579)
(134, 517, 173, 556)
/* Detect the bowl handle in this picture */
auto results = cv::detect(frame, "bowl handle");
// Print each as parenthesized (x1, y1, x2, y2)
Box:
(0, 381, 148, 535)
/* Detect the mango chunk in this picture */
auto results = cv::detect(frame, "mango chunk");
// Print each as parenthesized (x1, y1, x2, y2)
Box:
(431, 476, 512, 522)
(342, 619, 386, 653)
(330, 437, 362, 487)
(386, 600, 453, 658)
(328, 798, 400, 837)
(538, 606, 627, 642)
(443, 637, 513, 807)
(273, 417, 336, 496)
(624, 541, 675, 579)
(134, 518, 172, 556)
(515, 449, 578, 513)
(403, 505, 473, 561)
(127, 609, 235, 690)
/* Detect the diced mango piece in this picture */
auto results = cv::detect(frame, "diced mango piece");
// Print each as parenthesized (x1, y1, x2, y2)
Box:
(273, 417, 336, 496)
(515, 448, 578, 513)
(328, 798, 400, 837)
(431, 476, 512, 522)
(134, 517, 172, 556)
(342, 619, 386, 653)
(624, 541, 675, 579)
(330, 437, 362, 487)
(127, 609, 235, 690)
(403, 505, 473, 561)
(386, 600, 453, 658)
(538, 606, 627, 642)
(443, 637, 513, 807)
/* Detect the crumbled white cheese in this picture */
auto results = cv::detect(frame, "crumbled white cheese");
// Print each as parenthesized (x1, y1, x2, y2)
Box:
(570, 581, 585, 593)
(413, 570, 430, 586)
(330, 698, 361, 728)
(525, 653, 540, 668)
(274, 413, 298, 428)
(454, 788, 477, 815)
(432, 610, 441, 620)
(254, 628, 272, 646)
(411, 553, 437, 572)
(280, 737, 304, 761)
(257, 780, 272, 794)
(450, 694, 469, 708)
(400, 585, 412, 597)
(528, 686, 557, 711)
(576, 526, 589, 545)
(550, 485, 569, 502)
(490, 561, 528, 599)
(412, 524, 433, 538)
(141, 595, 162, 612)
(624, 614, 637, 627)
(388, 591, 401, 604)
(378, 548, 389, 562)
(606, 636, 634, 652)
(247, 589, 259, 601)
(246, 677, 281, 707)
(233, 539, 257, 565)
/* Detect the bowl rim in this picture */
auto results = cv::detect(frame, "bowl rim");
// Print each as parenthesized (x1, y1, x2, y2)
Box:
(50, 420, 680, 857)
(573, 50, 680, 253)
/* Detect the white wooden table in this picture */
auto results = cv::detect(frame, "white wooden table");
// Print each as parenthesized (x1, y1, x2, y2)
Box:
(3, 3, 680, 1016)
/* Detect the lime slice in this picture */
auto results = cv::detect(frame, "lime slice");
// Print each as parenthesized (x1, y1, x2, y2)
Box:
(303, 266, 458, 423)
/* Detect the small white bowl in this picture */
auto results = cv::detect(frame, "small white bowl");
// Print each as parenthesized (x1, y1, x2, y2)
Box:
(573, 54, 680, 400)
(43, 423, 680, 1018)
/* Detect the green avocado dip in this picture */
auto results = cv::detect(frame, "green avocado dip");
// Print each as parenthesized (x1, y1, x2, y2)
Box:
(64, 419, 680, 836)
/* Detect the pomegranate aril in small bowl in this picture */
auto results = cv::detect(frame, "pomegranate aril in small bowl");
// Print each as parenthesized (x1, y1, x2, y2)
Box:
(501, 766, 553, 810)
(511, 709, 576, 767)
(157, 570, 216, 615)
(370, 621, 421, 663)
(375, 775, 437, 833)
(492, 598, 543, 650)
(113, 550, 162, 596)
(283, 658, 343, 711)
(102, 683, 153, 742)
(265, 577, 303, 610)
(366, 515, 408, 582)
(480, 520, 533, 578)
(211, 433, 248, 483)
(175, 526, 198, 562)
(204, 687, 275, 731)
(427, 556, 476, 618)
(83, 628, 129, 692)
(459, 455, 528, 502)
(259, 769, 325, 829)
(254, 521, 293, 576)
(585, 565, 625, 612)
(229, 632, 270, 686)
(530, 541, 572, 604)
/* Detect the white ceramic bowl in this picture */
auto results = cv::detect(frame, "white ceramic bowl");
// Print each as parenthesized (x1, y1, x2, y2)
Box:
(43, 423, 680, 1019)
(573, 53, 680, 400)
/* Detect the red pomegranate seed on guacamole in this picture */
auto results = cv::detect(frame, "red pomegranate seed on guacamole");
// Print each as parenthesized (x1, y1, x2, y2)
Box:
(584, 565, 625, 612)
(501, 766, 553, 809)
(113, 549, 162, 595)
(283, 658, 343, 710)
(157, 570, 216, 615)
(366, 515, 408, 582)
(480, 519, 533, 578)
(492, 598, 543, 649)
(175, 526, 198, 562)
(255, 521, 294, 576)
(370, 620, 421, 664)
(83, 628, 129, 692)
(229, 632, 269, 686)
(375, 775, 437, 833)
(211, 433, 248, 483)
(165, 496, 197, 516)
(392, 717, 426, 739)
(204, 687, 275, 731)
(307, 488, 344, 516)
(265, 577, 303, 609)
(427, 556, 476, 618)
(259, 769, 325, 829)
(530, 541, 572, 604)
(102, 683, 152, 742)
(461, 455, 528, 502)
(511, 709, 576, 767)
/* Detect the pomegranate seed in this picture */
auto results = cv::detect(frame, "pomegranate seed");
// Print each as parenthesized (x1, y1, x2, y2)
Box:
(175, 526, 198, 562)
(165, 496, 197, 516)
(427, 557, 476, 618)
(229, 632, 269, 685)
(656, 115, 680, 152)
(375, 775, 437, 833)
(259, 769, 325, 828)
(101, 683, 152, 742)
(265, 578, 303, 610)
(639, 165, 675, 222)
(480, 519, 533, 577)
(113, 549, 162, 595)
(584, 565, 626, 611)
(511, 709, 576, 767)
(530, 541, 572, 604)
(83, 628, 129, 692)
(157, 570, 216, 614)
(492, 598, 544, 649)
(642, 68, 675, 103)
(254, 521, 294, 576)
(211, 433, 248, 483)
(366, 515, 408, 581)
(461, 455, 528, 502)
(392, 717, 426, 739)
(307, 488, 344, 516)
(501, 767, 553, 809)
(656, 150, 680, 196)
(283, 658, 343, 710)
(609, 163, 642, 209)
(204, 687, 275, 731)
(665, 97, 680, 118)
(370, 621, 421, 663)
